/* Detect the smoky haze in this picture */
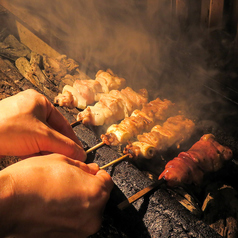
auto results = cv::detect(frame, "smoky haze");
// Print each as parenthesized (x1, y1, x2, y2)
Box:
(8, 0, 236, 121)
(50, 0, 175, 90)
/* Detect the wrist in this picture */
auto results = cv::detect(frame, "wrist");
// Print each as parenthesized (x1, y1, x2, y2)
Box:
(0, 170, 17, 236)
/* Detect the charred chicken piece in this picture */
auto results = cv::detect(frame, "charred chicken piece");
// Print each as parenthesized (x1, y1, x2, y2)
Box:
(124, 115, 195, 159)
(159, 134, 233, 187)
(77, 87, 148, 126)
(54, 69, 126, 109)
(101, 98, 176, 146)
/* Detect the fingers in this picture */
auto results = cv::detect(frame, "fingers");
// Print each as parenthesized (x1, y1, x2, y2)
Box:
(44, 98, 82, 146)
(66, 158, 113, 191)
(17, 90, 86, 160)
(26, 89, 82, 148)
(38, 127, 87, 161)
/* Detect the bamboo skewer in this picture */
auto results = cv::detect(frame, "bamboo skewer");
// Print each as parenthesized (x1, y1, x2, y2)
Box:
(86, 141, 105, 154)
(99, 154, 129, 169)
(117, 179, 166, 210)
(70, 120, 81, 128)
(70, 120, 106, 153)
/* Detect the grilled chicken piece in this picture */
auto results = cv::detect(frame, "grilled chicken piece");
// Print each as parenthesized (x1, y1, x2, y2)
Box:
(141, 98, 176, 121)
(95, 69, 126, 94)
(54, 79, 102, 109)
(77, 87, 148, 126)
(159, 134, 233, 187)
(54, 69, 126, 109)
(96, 87, 147, 118)
(53, 85, 87, 109)
(73, 79, 103, 105)
(101, 98, 176, 146)
(124, 115, 195, 159)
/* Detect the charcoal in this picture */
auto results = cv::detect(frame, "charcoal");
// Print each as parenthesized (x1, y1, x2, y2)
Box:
(0, 34, 31, 60)
(202, 183, 238, 238)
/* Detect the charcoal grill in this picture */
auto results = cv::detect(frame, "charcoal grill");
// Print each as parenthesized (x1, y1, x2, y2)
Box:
(1, 1, 238, 237)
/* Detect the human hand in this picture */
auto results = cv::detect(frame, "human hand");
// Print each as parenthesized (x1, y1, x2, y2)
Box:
(0, 153, 113, 237)
(0, 89, 86, 161)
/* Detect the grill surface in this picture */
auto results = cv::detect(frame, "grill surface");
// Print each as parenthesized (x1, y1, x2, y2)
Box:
(61, 107, 223, 238)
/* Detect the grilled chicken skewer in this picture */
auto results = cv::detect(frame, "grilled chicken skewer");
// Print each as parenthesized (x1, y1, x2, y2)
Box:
(159, 134, 233, 187)
(101, 98, 176, 146)
(54, 69, 126, 109)
(117, 134, 233, 210)
(124, 115, 195, 159)
(76, 87, 148, 126)
(84, 98, 176, 153)
(100, 115, 195, 169)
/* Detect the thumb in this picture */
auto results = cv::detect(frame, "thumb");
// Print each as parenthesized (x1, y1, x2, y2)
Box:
(96, 170, 114, 192)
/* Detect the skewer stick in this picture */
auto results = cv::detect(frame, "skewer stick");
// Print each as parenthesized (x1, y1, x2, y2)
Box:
(100, 154, 129, 170)
(117, 179, 166, 210)
(70, 120, 81, 128)
(86, 141, 105, 154)
(70, 120, 106, 153)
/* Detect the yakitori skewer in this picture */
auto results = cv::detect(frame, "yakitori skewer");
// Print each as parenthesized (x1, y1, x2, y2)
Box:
(84, 98, 176, 154)
(124, 115, 195, 159)
(117, 134, 233, 210)
(98, 115, 195, 170)
(76, 87, 148, 126)
(158, 134, 233, 187)
(54, 69, 126, 109)
(101, 98, 176, 146)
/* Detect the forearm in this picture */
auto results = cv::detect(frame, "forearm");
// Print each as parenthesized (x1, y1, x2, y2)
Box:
(0, 171, 16, 236)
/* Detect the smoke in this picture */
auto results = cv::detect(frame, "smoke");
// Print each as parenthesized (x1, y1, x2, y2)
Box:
(10, 0, 237, 121)
(12, 0, 176, 86)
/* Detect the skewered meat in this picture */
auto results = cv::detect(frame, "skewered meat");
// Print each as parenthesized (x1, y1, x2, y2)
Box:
(101, 98, 176, 146)
(54, 79, 102, 109)
(53, 85, 87, 109)
(54, 69, 126, 109)
(73, 79, 103, 105)
(96, 87, 148, 117)
(124, 115, 195, 159)
(95, 69, 126, 94)
(159, 134, 233, 187)
(140, 98, 176, 121)
(77, 87, 148, 126)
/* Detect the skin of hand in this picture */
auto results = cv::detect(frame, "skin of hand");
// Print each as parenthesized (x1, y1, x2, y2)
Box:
(0, 153, 114, 238)
(0, 89, 86, 161)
